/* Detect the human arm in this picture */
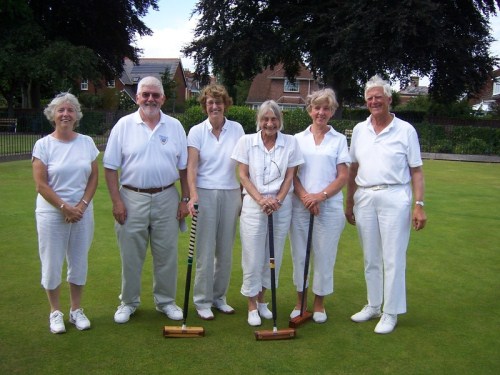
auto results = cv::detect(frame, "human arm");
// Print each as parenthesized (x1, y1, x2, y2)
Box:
(177, 168, 190, 220)
(77, 159, 98, 212)
(104, 167, 127, 225)
(293, 170, 319, 216)
(32, 157, 84, 223)
(186, 146, 199, 216)
(345, 162, 359, 225)
(238, 162, 275, 215)
(410, 166, 427, 230)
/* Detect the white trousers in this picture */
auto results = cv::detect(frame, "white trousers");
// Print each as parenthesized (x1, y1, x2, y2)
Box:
(240, 194, 292, 297)
(193, 188, 241, 309)
(36, 208, 94, 290)
(354, 184, 412, 314)
(289, 196, 345, 296)
(116, 186, 179, 308)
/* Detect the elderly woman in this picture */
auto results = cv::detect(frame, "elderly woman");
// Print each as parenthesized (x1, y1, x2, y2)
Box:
(345, 75, 427, 334)
(289, 88, 350, 323)
(32, 93, 99, 333)
(186, 84, 245, 320)
(231, 100, 303, 326)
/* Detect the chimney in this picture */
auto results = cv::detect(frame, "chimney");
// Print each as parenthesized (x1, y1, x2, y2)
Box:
(410, 76, 419, 87)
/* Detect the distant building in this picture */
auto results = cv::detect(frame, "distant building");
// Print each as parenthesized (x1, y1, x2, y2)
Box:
(398, 76, 428, 104)
(470, 68, 500, 107)
(246, 64, 322, 110)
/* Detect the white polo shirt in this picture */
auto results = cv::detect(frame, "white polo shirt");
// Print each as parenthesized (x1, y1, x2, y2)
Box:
(350, 115, 422, 187)
(187, 118, 244, 189)
(231, 131, 304, 196)
(294, 125, 350, 202)
(103, 110, 187, 188)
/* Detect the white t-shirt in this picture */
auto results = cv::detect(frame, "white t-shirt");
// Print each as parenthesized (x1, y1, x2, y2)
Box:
(231, 131, 304, 196)
(350, 115, 423, 187)
(33, 134, 99, 212)
(294, 125, 350, 202)
(103, 110, 187, 188)
(187, 118, 244, 189)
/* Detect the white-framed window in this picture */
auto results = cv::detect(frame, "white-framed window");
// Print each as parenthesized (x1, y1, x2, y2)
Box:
(493, 78, 500, 96)
(81, 79, 88, 91)
(284, 79, 299, 92)
(106, 80, 115, 88)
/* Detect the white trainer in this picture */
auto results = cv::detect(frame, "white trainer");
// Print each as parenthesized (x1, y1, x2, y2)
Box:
(313, 310, 328, 324)
(197, 308, 214, 320)
(374, 313, 397, 334)
(157, 304, 183, 321)
(49, 310, 66, 334)
(69, 308, 91, 330)
(247, 310, 261, 326)
(351, 305, 381, 322)
(290, 309, 301, 319)
(257, 302, 273, 319)
(114, 304, 136, 324)
(213, 300, 235, 314)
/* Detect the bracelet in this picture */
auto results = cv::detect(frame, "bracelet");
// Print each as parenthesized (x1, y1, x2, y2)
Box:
(323, 191, 328, 200)
(276, 198, 282, 206)
(60, 203, 65, 210)
(82, 199, 89, 206)
(181, 197, 190, 203)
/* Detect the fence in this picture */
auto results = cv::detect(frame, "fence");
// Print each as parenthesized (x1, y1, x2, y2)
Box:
(1, 109, 500, 160)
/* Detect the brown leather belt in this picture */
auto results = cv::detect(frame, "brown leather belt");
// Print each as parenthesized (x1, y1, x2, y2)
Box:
(122, 183, 174, 194)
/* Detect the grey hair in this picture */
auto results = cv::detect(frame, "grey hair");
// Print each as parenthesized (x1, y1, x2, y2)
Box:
(137, 76, 164, 96)
(43, 92, 83, 128)
(306, 88, 339, 113)
(256, 100, 284, 131)
(364, 75, 392, 99)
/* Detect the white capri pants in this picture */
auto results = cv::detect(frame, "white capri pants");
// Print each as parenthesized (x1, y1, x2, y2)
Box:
(289, 196, 345, 296)
(36, 208, 94, 290)
(240, 194, 292, 297)
(116, 186, 179, 308)
(353, 184, 412, 315)
(193, 188, 241, 309)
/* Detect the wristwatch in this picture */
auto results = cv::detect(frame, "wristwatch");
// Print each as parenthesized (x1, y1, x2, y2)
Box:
(415, 201, 424, 207)
(181, 197, 190, 203)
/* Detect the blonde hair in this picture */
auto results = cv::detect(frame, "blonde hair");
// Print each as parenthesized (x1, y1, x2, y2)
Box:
(199, 84, 233, 114)
(306, 88, 339, 113)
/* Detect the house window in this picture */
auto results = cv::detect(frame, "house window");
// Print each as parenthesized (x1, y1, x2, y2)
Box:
(81, 79, 88, 91)
(107, 80, 115, 88)
(284, 79, 299, 92)
(493, 78, 500, 96)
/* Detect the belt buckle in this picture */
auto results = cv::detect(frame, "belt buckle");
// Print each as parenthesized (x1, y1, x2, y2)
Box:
(372, 185, 387, 191)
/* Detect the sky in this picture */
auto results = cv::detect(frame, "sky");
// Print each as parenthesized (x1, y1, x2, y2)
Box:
(135, 0, 500, 83)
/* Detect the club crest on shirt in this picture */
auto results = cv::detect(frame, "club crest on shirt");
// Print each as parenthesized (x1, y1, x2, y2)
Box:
(159, 135, 168, 145)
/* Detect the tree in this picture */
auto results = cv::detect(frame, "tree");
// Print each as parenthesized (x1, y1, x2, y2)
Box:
(161, 68, 177, 113)
(183, 0, 500, 110)
(0, 0, 159, 111)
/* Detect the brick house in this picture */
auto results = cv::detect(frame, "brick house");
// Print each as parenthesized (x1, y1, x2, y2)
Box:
(469, 68, 500, 107)
(398, 76, 428, 105)
(246, 64, 322, 109)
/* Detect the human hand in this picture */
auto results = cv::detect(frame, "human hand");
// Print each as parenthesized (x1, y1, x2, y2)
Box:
(412, 207, 427, 230)
(112, 200, 127, 225)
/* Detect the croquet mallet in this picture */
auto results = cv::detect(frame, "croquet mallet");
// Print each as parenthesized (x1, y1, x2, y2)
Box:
(255, 213, 296, 340)
(289, 213, 314, 328)
(164, 204, 204, 338)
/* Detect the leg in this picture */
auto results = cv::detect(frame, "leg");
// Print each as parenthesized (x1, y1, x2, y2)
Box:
(46, 286, 62, 312)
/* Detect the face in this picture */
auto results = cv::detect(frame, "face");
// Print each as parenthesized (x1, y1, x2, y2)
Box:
(365, 87, 392, 116)
(259, 109, 280, 138)
(205, 96, 225, 123)
(136, 84, 165, 117)
(54, 102, 77, 129)
(309, 101, 333, 127)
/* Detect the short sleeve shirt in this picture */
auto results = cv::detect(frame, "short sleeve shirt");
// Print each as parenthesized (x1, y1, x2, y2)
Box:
(103, 110, 187, 188)
(187, 118, 244, 189)
(350, 114, 422, 187)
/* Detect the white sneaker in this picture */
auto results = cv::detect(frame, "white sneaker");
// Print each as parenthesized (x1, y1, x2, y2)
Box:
(157, 304, 183, 321)
(247, 310, 261, 326)
(257, 302, 273, 319)
(197, 308, 214, 320)
(213, 300, 235, 314)
(290, 309, 301, 319)
(49, 310, 66, 334)
(114, 304, 136, 324)
(374, 313, 397, 334)
(313, 310, 327, 324)
(351, 305, 381, 322)
(69, 308, 91, 330)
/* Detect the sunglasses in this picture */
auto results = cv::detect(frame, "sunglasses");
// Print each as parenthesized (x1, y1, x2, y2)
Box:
(140, 92, 162, 99)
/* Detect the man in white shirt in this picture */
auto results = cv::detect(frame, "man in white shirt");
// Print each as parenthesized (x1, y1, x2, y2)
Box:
(103, 76, 189, 324)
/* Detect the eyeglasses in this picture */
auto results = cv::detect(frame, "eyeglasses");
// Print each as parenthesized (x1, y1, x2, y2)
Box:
(263, 159, 281, 185)
(140, 92, 162, 99)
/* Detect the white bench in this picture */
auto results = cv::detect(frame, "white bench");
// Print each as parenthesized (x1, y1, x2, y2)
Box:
(0, 118, 17, 133)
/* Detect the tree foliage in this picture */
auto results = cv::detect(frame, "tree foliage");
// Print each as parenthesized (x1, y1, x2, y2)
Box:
(183, 0, 500, 106)
(0, 0, 159, 111)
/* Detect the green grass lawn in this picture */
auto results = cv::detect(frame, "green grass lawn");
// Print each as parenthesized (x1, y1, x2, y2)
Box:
(0, 158, 499, 374)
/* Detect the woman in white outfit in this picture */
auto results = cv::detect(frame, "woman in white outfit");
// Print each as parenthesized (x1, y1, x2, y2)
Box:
(231, 100, 303, 326)
(187, 84, 245, 320)
(32, 93, 99, 334)
(289, 88, 350, 323)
